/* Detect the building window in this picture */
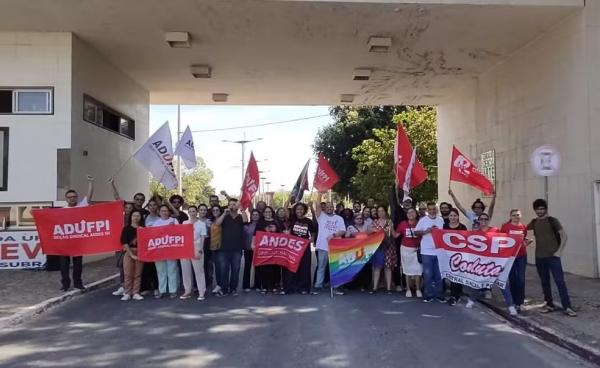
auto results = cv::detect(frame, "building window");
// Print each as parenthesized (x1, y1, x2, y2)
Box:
(82, 95, 135, 140)
(0, 88, 53, 114)
(0, 128, 8, 191)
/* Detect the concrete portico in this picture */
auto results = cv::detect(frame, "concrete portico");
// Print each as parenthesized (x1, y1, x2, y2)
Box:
(1, 0, 600, 277)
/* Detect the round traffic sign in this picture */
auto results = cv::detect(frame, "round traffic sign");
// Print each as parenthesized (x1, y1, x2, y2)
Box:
(531, 146, 560, 176)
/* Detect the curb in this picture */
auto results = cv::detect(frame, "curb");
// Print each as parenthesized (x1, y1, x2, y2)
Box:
(480, 300, 600, 366)
(0, 273, 119, 330)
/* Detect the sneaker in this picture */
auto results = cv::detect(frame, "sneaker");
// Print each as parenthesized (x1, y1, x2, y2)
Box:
(334, 289, 345, 296)
(169, 293, 178, 299)
(405, 290, 413, 298)
(540, 304, 556, 313)
(140, 290, 150, 296)
(415, 290, 423, 298)
(466, 299, 475, 309)
(448, 297, 457, 306)
(260, 289, 267, 295)
(280, 291, 287, 295)
(154, 293, 163, 299)
(179, 293, 192, 300)
(508, 306, 518, 316)
(368, 290, 377, 295)
(212, 285, 222, 294)
(300, 291, 308, 295)
(395, 285, 404, 292)
(112, 287, 125, 296)
(564, 308, 577, 317)
(243, 288, 251, 293)
(423, 298, 433, 303)
(311, 288, 322, 295)
(132, 293, 144, 301)
(231, 291, 239, 297)
(120, 294, 131, 301)
(215, 290, 225, 297)
(436, 297, 447, 304)
(197, 295, 206, 301)
(385, 290, 393, 295)
(153, 289, 160, 297)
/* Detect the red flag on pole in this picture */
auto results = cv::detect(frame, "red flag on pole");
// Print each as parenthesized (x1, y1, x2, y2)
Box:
(240, 152, 260, 210)
(394, 123, 428, 193)
(313, 153, 339, 192)
(449, 146, 494, 195)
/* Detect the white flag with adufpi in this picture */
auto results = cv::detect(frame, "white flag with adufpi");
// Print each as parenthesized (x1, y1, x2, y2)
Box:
(133, 121, 178, 190)
(174, 126, 197, 169)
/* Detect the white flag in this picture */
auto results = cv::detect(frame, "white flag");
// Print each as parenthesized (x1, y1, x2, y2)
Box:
(133, 121, 178, 190)
(174, 126, 197, 169)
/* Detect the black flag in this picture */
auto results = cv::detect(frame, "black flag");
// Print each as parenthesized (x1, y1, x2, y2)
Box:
(289, 159, 311, 204)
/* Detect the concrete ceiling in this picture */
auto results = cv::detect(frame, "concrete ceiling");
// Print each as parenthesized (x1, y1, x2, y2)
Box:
(0, 0, 583, 105)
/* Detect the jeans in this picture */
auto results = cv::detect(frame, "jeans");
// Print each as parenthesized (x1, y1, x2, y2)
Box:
(217, 250, 242, 293)
(203, 239, 215, 290)
(536, 256, 572, 309)
(421, 255, 443, 299)
(509, 256, 527, 306)
(60, 256, 83, 289)
(242, 249, 254, 289)
(314, 249, 329, 288)
(155, 260, 178, 294)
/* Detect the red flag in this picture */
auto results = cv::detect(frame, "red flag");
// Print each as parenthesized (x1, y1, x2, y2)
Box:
(32, 201, 124, 256)
(394, 123, 427, 193)
(252, 231, 311, 272)
(137, 224, 194, 261)
(450, 146, 494, 195)
(240, 152, 260, 210)
(313, 153, 339, 192)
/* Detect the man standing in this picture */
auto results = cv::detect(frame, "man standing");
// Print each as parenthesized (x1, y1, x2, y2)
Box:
(527, 199, 576, 317)
(60, 175, 95, 291)
(352, 201, 362, 214)
(169, 194, 189, 224)
(439, 202, 453, 226)
(312, 192, 346, 295)
(415, 202, 445, 303)
(215, 198, 247, 296)
(209, 194, 221, 209)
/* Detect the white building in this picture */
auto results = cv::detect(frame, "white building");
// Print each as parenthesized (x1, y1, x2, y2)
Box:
(1, 0, 599, 277)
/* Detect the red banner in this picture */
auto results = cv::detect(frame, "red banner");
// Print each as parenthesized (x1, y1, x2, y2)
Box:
(252, 231, 310, 272)
(240, 152, 259, 210)
(32, 201, 124, 256)
(449, 146, 494, 195)
(313, 153, 339, 192)
(432, 229, 522, 289)
(395, 122, 428, 191)
(137, 224, 194, 262)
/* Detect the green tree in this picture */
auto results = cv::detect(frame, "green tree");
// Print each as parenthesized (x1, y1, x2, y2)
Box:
(351, 106, 438, 204)
(314, 106, 405, 196)
(149, 156, 215, 205)
(272, 190, 291, 209)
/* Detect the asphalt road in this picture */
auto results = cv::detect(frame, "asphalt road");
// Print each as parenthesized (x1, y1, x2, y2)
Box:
(0, 288, 592, 368)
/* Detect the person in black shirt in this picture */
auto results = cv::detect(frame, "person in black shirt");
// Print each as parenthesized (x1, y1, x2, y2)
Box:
(282, 203, 316, 295)
(440, 202, 453, 227)
(254, 206, 280, 293)
(444, 208, 468, 306)
(215, 198, 247, 296)
(169, 194, 189, 224)
(120, 209, 145, 300)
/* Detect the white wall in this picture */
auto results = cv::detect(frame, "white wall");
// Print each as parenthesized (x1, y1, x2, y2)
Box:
(437, 7, 599, 277)
(0, 32, 72, 202)
(70, 36, 149, 202)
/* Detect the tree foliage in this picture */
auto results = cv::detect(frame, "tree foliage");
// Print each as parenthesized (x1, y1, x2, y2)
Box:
(313, 106, 406, 196)
(149, 156, 215, 206)
(351, 106, 438, 204)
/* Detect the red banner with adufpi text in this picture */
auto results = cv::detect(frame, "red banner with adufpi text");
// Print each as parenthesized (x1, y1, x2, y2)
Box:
(137, 224, 194, 262)
(252, 231, 310, 273)
(32, 201, 124, 256)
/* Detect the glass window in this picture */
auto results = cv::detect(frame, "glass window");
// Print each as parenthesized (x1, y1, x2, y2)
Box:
(13, 89, 52, 113)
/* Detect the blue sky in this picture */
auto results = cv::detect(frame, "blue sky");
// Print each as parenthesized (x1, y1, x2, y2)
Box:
(149, 105, 334, 195)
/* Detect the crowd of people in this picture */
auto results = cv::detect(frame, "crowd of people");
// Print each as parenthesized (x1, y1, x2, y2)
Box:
(58, 178, 577, 318)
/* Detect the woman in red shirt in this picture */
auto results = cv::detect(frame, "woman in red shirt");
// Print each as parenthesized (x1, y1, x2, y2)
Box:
(500, 209, 531, 310)
(396, 208, 422, 298)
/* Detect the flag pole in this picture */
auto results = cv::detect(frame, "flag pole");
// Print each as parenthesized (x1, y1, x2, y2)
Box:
(176, 105, 183, 195)
(109, 154, 135, 180)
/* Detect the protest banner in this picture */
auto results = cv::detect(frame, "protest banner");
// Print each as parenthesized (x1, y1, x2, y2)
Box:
(432, 228, 522, 289)
(0, 231, 45, 269)
(328, 231, 385, 288)
(449, 146, 494, 195)
(252, 231, 310, 272)
(394, 123, 427, 194)
(137, 224, 194, 262)
(313, 153, 339, 192)
(32, 201, 124, 256)
(240, 152, 259, 209)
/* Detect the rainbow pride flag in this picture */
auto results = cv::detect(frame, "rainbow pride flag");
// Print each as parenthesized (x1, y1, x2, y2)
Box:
(328, 231, 385, 288)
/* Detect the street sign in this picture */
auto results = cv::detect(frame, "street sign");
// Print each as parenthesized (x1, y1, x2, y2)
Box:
(531, 146, 560, 177)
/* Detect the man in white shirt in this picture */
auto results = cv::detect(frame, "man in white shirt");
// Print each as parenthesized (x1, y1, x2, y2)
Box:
(415, 202, 445, 303)
(311, 193, 346, 294)
(60, 175, 94, 291)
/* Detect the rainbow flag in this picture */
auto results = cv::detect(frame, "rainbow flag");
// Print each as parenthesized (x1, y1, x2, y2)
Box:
(328, 231, 385, 288)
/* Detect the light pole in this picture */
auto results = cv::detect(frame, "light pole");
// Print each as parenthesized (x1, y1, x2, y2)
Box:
(222, 133, 262, 184)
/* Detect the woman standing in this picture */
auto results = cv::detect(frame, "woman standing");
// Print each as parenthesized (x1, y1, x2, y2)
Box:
(120, 209, 145, 301)
(209, 205, 224, 296)
(180, 205, 207, 301)
(139, 198, 160, 296)
(346, 213, 372, 291)
(148, 204, 179, 299)
(362, 207, 374, 228)
(255, 206, 280, 294)
(243, 210, 261, 292)
(197, 204, 213, 292)
(369, 206, 398, 294)
(443, 208, 467, 305)
(396, 208, 422, 298)
(283, 203, 316, 295)
(275, 207, 290, 233)
(500, 209, 531, 310)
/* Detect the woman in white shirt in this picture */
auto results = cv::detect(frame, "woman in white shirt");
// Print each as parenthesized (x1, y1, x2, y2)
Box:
(180, 206, 207, 301)
(148, 204, 178, 299)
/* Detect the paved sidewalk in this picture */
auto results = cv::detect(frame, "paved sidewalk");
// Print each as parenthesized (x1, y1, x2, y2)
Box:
(0, 257, 119, 322)
(485, 264, 600, 363)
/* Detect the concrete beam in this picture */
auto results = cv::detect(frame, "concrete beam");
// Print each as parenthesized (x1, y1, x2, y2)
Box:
(281, 0, 584, 6)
